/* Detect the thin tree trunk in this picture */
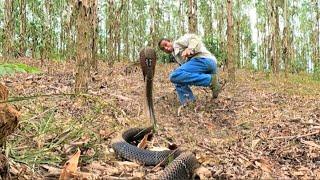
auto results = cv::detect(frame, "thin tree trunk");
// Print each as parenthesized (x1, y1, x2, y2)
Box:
(227, 0, 235, 82)
(236, 0, 241, 68)
(75, 0, 93, 93)
(188, 0, 197, 33)
(91, 0, 98, 71)
(43, 0, 52, 62)
(107, 0, 115, 64)
(283, 0, 289, 78)
(314, 0, 320, 70)
(19, 0, 26, 57)
(270, 0, 280, 74)
(124, 0, 129, 59)
(3, 0, 14, 59)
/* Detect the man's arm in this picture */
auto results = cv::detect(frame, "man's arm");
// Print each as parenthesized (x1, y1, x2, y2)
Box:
(187, 34, 201, 53)
(176, 34, 201, 59)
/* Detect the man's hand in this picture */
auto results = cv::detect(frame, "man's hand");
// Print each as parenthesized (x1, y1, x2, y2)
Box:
(181, 48, 194, 59)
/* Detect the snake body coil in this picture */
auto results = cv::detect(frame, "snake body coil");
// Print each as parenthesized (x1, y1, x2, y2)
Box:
(111, 47, 199, 179)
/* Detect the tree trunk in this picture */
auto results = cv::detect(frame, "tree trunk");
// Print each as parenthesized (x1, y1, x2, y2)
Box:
(43, 0, 53, 62)
(124, 0, 130, 59)
(75, 0, 94, 93)
(227, 0, 235, 82)
(91, 0, 98, 71)
(3, 0, 14, 59)
(107, 0, 116, 64)
(115, 0, 125, 62)
(19, 0, 27, 57)
(236, 0, 241, 68)
(313, 0, 320, 70)
(270, 0, 280, 74)
(188, 0, 197, 33)
(283, 0, 289, 77)
(149, 0, 158, 48)
(201, 1, 213, 37)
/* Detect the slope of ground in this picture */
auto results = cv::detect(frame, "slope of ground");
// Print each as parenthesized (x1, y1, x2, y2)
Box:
(1, 59, 319, 179)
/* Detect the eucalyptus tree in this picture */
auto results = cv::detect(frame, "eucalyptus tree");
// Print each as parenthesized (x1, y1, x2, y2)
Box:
(282, 0, 289, 77)
(199, 0, 213, 37)
(188, 0, 198, 33)
(213, 0, 227, 65)
(122, 0, 130, 59)
(19, 0, 26, 57)
(74, 0, 95, 93)
(91, 0, 98, 70)
(269, 0, 281, 74)
(295, 1, 314, 73)
(106, 0, 126, 63)
(149, 0, 159, 48)
(43, 0, 53, 61)
(311, 0, 319, 72)
(178, 0, 186, 35)
(27, 0, 45, 59)
(130, 0, 147, 61)
(255, 0, 269, 71)
(234, 0, 252, 69)
(227, 0, 235, 82)
(3, 0, 14, 58)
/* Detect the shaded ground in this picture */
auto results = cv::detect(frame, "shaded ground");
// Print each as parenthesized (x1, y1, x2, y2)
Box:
(1, 59, 320, 179)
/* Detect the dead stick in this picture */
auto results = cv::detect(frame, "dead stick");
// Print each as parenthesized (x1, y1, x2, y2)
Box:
(269, 131, 320, 140)
(0, 93, 77, 103)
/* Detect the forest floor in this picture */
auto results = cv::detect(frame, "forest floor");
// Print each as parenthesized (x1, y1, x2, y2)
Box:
(1, 58, 320, 179)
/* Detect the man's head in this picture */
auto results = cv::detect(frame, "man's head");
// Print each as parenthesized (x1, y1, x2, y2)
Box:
(158, 38, 173, 54)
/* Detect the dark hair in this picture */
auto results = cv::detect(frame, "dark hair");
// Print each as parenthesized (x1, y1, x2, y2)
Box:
(158, 38, 171, 50)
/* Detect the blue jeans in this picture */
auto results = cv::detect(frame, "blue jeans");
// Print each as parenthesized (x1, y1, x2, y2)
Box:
(169, 57, 217, 105)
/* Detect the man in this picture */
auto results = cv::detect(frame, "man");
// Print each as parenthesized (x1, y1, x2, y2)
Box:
(158, 33, 221, 105)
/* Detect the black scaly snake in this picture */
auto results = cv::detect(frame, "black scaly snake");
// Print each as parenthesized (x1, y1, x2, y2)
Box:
(111, 47, 199, 179)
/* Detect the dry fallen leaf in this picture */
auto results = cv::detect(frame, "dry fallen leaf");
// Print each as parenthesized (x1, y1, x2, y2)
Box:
(300, 140, 320, 149)
(59, 149, 81, 180)
(254, 159, 272, 173)
(137, 133, 150, 149)
(41, 164, 62, 176)
(194, 166, 212, 179)
(251, 139, 261, 150)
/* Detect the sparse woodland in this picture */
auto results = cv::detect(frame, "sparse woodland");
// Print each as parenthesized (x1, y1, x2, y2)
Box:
(0, 0, 319, 179)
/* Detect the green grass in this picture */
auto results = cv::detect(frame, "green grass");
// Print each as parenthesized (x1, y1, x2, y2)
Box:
(0, 63, 41, 76)
(7, 96, 113, 168)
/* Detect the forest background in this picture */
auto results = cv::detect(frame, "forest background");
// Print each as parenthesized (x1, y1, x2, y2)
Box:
(0, 0, 319, 179)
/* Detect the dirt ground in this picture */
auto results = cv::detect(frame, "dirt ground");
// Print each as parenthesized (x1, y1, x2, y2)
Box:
(1, 59, 320, 179)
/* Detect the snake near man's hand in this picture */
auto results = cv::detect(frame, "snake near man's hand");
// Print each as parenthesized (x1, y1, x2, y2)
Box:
(111, 47, 200, 180)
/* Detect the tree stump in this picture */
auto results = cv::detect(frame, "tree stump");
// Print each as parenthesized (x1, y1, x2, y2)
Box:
(0, 83, 20, 179)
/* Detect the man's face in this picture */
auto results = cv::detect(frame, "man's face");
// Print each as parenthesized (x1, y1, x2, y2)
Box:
(159, 40, 173, 54)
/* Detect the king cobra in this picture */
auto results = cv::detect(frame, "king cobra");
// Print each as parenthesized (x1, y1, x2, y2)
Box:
(111, 47, 199, 179)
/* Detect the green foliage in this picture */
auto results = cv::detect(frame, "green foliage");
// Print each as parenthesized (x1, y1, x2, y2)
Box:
(290, 59, 306, 74)
(157, 50, 175, 64)
(203, 36, 227, 66)
(0, 63, 41, 76)
(312, 66, 320, 81)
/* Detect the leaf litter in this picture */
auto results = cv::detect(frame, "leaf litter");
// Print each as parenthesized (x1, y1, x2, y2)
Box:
(1, 58, 319, 179)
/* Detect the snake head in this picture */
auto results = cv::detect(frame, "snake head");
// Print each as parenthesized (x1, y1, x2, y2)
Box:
(139, 47, 157, 81)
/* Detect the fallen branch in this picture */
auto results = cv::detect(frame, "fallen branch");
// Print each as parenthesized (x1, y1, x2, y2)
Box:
(0, 93, 77, 103)
(269, 130, 320, 140)
(197, 143, 218, 153)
